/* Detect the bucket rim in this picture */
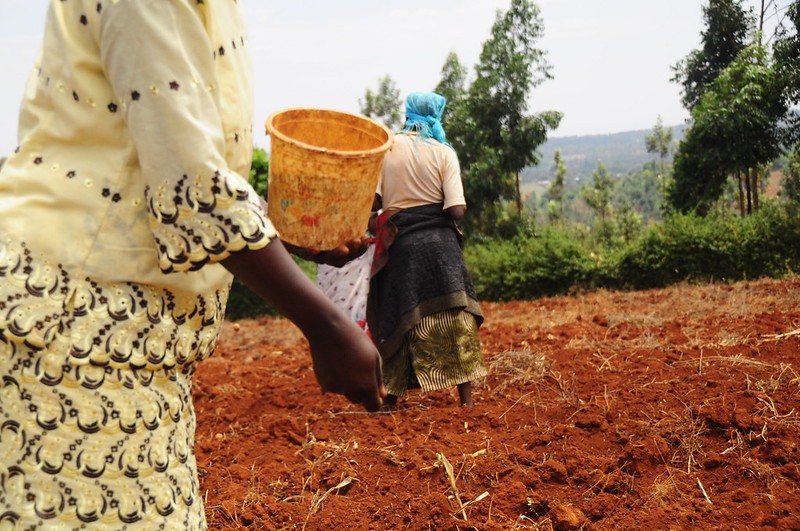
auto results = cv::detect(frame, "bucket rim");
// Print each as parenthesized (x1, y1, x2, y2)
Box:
(265, 107, 393, 157)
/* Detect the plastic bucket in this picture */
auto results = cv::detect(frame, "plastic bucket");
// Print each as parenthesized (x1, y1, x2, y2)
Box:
(265, 108, 393, 250)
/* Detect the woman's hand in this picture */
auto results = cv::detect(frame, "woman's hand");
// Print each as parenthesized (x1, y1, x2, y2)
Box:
(283, 235, 371, 268)
(306, 317, 386, 411)
(222, 239, 384, 411)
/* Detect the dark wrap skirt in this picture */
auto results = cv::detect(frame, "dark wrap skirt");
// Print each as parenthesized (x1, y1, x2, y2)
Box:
(367, 203, 484, 361)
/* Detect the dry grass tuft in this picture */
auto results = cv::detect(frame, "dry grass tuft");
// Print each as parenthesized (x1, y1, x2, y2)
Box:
(645, 469, 693, 507)
(741, 458, 782, 490)
(489, 349, 551, 392)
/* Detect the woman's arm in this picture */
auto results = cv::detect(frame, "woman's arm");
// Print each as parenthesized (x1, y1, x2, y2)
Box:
(446, 204, 466, 221)
(221, 241, 385, 411)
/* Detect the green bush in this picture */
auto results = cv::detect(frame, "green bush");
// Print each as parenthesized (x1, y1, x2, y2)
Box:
(465, 225, 595, 301)
(606, 205, 800, 290)
(738, 202, 800, 278)
(464, 202, 800, 301)
(608, 212, 740, 289)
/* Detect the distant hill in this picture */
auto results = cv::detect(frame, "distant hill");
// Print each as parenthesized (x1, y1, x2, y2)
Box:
(522, 124, 687, 187)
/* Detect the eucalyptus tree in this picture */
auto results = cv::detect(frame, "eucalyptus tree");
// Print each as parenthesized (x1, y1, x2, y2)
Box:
(434, 52, 469, 130)
(781, 146, 800, 202)
(583, 161, 615, 224)
(582, 161, 616, 245)
(455, 0, 562, 235)
(773, 0, 800, 144)
(668, 0, 799, 215)
(359, 75, 403, 131)
(672, 0, 753, 111)
(670, 44, 788, 215)
(547, 149, 567, 223)
(645, 116, 673, 176)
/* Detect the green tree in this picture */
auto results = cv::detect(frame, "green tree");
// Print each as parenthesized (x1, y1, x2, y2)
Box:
(615, 199, 643, 243)
(670, 44, 788, 215)
(547, 149, 567, 223)
(773, 1, 800, 145)
(455, 0, 562, 235)
(434, 51, 469, 129)
(781, 146, 800, 201)
(672, 0, 753, 111)
(582, 161, 617, 245)
(583, 161, 615, 224)
(645, 116, 673, 176)
(609, 164, 666, 223)
(359, 75, 403, 131)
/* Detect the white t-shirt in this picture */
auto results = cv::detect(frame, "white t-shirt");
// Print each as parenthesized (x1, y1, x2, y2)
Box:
(377, 132, 465, 210)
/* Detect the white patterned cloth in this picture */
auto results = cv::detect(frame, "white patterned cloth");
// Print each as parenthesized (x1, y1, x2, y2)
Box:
(0, 1, 273, 528)
(316, 246, 374, 332)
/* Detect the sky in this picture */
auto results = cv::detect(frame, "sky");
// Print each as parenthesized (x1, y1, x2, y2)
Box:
(0, 1, 723, 157)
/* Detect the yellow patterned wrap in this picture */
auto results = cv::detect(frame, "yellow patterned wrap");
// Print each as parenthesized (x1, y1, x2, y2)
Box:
(0, 0, 276, 528)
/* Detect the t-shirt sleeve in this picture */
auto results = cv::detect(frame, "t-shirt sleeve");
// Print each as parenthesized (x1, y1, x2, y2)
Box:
(99, 0, 276, 273)
(440, 147, 466, 209)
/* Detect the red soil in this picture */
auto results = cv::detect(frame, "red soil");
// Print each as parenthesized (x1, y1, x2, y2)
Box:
(195, 277, 800, 530)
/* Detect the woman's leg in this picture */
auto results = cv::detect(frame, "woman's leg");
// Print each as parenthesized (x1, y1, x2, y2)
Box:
(457, 381, 473, 406)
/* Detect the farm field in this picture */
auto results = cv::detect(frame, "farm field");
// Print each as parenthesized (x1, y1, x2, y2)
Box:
(195, 277, 800, 530)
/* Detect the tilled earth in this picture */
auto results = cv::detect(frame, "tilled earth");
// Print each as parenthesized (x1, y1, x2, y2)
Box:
(195, 277, 800, 530)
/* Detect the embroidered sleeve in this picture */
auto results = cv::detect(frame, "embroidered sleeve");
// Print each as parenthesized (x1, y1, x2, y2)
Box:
(99, 0, 275, 273)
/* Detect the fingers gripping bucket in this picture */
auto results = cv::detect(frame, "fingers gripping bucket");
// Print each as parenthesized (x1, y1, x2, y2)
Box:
(265, 108, 393, 250)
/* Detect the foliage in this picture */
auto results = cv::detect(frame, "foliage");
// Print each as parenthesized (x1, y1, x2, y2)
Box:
(668, 122, 730, 215)
(464, 225, 594, 301)
(607, 203, 800, 290)
(669, 44, 788, 214)
(546, 149, 566, 222)
(531, 159, 665, 235)
(672, 0, 753, 111)
(492, 203, 537, 240)
(614, 200, 643, 244)
(452, 0, 562, 235)
(582, 161, 614, 223)
(614, 165, 665, 222)
(359, 75, 403, 131)
(434, 52, 469, 128)
(645, 116, 673, 175)
(580, 162, 617, 245)
(464, 201, 800, 301)
(610, 211, 743, 289)
(782, 146, 800, 201)
(773, 0, 800, 145)
(249, 146, 269, 199)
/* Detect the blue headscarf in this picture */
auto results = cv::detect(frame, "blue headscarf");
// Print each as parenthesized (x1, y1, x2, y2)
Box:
(402, 92, 450, 146)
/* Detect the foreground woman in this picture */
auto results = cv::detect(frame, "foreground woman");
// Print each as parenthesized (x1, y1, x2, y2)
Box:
(0, 1, 383, 528)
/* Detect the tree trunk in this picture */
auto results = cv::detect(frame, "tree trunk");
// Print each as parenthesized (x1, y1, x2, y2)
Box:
(515, 173, 522, 215)
(750, 167, 760, 211)
(738, 172, 746, 218)
(745, 170, 752, 215)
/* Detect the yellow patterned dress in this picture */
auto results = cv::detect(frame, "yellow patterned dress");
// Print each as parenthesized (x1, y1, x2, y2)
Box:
(0, 1, 275, 528)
